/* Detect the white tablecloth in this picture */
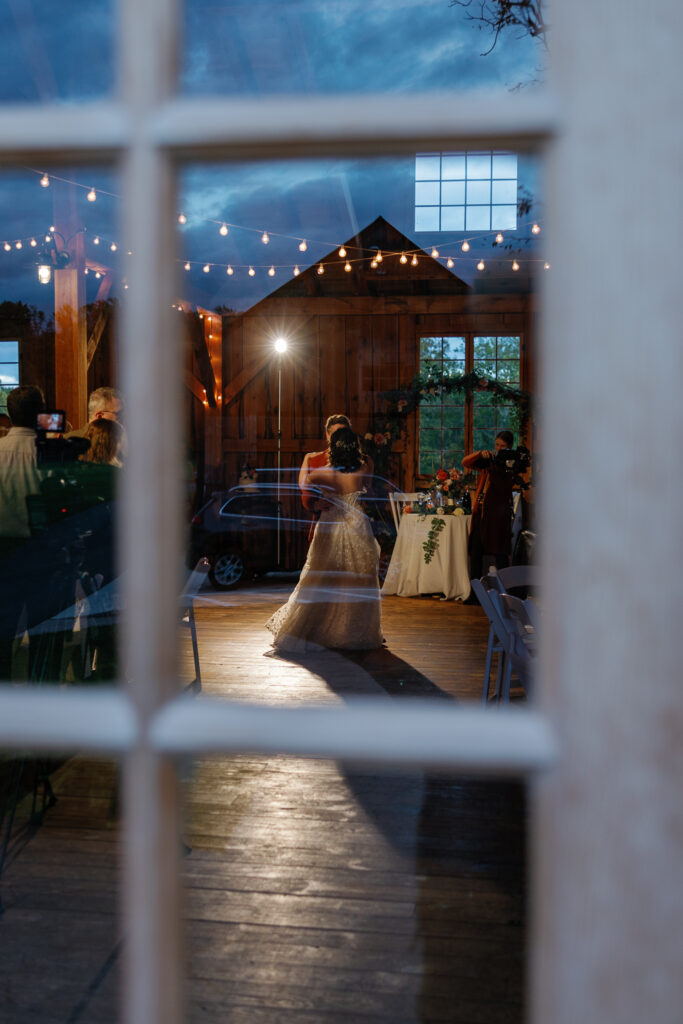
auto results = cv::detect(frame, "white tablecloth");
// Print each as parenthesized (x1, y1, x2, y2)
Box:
(382, 513, 471, 601)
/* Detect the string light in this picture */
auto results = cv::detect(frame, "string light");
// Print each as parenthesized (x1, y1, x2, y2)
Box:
(95, 271, 101, 279)
(40, 174, 50, 188)
(338, 246, 346, 258)
(203, 264, 210, 273)
(226, 266, 233, 275)
(15, 241, 22, 249)
(431, 247, 439, 258)
(37, 264, 51, 284)
(411, 254, 418, 266)
(376, 251, 383, 263)
(184, 262, 191, 271)
(44, 235, 51, 243)
(344, 261, 352, 272)
(370, 259, 378, 269)
(400, 253, 407, 264)
(461, 241, 470, 252)
(178, 213, 187, 224)
(248, 266, 255, 276)
(512, 260, 520, 271)
(446, 257, 454, 268)
(110, 242, 117, 252)
(93, 236, 100, 245)
(3, 243, 10, 252)
(219, 224, 229, 236)
(87, 188, 96, 202)
(317, 263, 325, 275)
(29, 238, 37, 247)
(85, 268, 89, 274)
(293, 265, 300, 276)
(298, 239, 307, 252)
(544, 262, 551, 270)
(531, 223, 540, 235)
(477, 260, 485, 271)
(495, 233, 504, 244)
(261, 231, 270, 244)
(268, 266, 275, 276)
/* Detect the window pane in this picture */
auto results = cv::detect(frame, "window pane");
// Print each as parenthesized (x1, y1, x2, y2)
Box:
(492, 153, 518, 178)
(419, 451, 438, 476)
(473, 405, 496, 428)
(0, 165, 122, 688)
(419, 407, 442, 428)
(444, 449, 464, 469)
(466, 153, 492, 179)
(443, 427, 465, 449)
(420, 428, 441, 450)
(0, 4, 115, 103)
(415, 154, 441, 180)
(443, 358, 466, 376)
(474, 337, 497, 359)
(442, 337, 466, 360)
(180, 2, 546, 97)
(474, 359, 496, 377)
(440, 206, 465, 231)
(491, 205, 518, 230)
(491, 179, 518, 205)
(474, 427, 496, 450)
(498, 337, 521, 359)
(465, 206, 490, 230)
(415, 181, 441, 206)
(466, 180, 491, 205)
(441, 154, 467, 179)
(497, 361, 520, 383)
(415, 206, 440, 232)
(441, 180, 466, 205)
(420, 337, 443, 361)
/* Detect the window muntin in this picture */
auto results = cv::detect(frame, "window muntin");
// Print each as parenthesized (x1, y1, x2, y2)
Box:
(415, 151, 519, 234)
(0, 340, 19, 413)
(418, 335, 521, 474)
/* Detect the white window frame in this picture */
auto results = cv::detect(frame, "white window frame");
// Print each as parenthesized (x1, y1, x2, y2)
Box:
(1, 2, 681, 1022)
(415, 149, 518, 233)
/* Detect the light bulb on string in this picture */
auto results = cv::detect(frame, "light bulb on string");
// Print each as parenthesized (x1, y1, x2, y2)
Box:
(40, 174, 50, 188)
(431, 247, 439, 258)
(219, 224, 229, 236)
(338, 246, 346, 258)
(110, 243, 117, 252)
(531, 223, 540, 235)
(87, 188, 96, 202)
(44, 235, 51, 243)
(370, 259, 378, 269)
(293, 265, 300, 276)
(376, 251, 383, 263)
(95, 271, 101, 279)
(317, 263, 325, 275)
(93, 236, 100, 245)
(37, 264, 51, 284)
(477, 260, 485, 271)
(84, 268, 89, 275)
(400, 253, 407, 264)
(248, 266, 255, 276)
(298, 239, 307, 252)
(184, 262, 191, 271)
(461, 241, 470, 252)
(495, 233, 504, 244)
(411, 254, 418, 266)
(544, 262, 551, 270)
(49, 225, 55, 233)
(268, 266, 275, 277)
(446, 257, 454, 268)
(203, 264, 210, 273)
(512, 260, 520, 271)
(344, 261, 351, 272)
(15, 241, 22, 249)
(30, 238, 37, 247)
(261, 231, 270, 244)
(3, 242, 11, 252)
(226, 266, 233, 275)
(178, 213, 187, 224)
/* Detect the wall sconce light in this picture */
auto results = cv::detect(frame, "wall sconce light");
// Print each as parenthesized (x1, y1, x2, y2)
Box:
(37, 264, 52, 284)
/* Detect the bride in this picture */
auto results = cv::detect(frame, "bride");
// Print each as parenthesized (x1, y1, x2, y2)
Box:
(265, 427, 383, 652)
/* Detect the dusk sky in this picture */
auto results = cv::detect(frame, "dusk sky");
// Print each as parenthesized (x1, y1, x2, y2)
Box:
(0, 1, 546, 315)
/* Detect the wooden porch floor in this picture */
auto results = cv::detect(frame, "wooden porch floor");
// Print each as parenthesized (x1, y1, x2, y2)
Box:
(0, 582, 527, 1024)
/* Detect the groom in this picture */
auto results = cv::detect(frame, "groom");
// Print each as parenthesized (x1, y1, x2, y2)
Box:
(299, 414, 352, 541)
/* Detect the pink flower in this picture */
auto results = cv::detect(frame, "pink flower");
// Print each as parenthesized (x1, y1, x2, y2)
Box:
(450, 468, 462, 481)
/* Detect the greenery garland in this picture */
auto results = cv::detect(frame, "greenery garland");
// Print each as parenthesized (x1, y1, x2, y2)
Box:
(362, 361, 531, 479)
(422, 515, 446, 564)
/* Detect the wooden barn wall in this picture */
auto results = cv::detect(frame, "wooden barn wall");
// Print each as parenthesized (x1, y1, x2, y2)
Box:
(221, 297, 533, 570)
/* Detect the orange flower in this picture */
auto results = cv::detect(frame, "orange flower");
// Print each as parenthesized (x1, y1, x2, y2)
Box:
(436, 468, 448, 481)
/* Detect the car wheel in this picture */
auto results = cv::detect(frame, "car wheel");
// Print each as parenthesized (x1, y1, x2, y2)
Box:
(208, 549, 247, 590)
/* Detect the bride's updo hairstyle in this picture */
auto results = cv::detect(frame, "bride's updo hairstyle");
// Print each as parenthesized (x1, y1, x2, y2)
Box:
(328, 426, 363, 473)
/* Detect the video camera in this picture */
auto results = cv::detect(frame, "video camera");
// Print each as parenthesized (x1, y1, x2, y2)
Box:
(494, 445, 532, 484)
(35, 409, 90, 464)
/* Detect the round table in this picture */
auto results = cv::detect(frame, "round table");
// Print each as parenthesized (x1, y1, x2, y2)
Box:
(381, 513, 472, 601)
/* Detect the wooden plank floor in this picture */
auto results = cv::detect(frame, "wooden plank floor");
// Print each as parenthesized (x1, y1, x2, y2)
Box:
(0, 580, 527, 1023)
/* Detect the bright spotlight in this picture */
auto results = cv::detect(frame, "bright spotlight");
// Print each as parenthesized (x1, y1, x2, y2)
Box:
(274, 337, 287, 353)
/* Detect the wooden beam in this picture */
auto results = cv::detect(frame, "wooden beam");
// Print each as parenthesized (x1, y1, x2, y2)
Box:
(183, 369, 207, 404)
(222, 352, 272, 408)
(86, 301, 111, 369)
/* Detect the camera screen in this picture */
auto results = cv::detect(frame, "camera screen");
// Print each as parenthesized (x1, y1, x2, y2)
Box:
(37, 411, 65, 432)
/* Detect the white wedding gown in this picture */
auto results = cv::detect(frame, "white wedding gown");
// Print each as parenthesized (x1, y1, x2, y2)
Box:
(266, 490, 383, 652)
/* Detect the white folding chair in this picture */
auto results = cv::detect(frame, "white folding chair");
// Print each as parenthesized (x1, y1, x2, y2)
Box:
(471, 575, 509, 704)
(179, 557, 210, 694)
(489, 589, 536, 701)
(388, 492, 422, 531)
(492, 564, 539, 594)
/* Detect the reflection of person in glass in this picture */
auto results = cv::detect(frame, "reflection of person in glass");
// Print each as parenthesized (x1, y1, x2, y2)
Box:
(462, 429, 515, 580)
(266, 427, 383, 652)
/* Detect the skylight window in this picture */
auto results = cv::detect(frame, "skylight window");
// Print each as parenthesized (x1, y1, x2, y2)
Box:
(415, 151, 518, 233)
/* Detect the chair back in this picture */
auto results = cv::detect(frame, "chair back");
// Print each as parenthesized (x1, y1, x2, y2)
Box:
(471, 577, 509, 650)
(388, 492, 422, 531)
(489, 590, 536, 693)
(493, 564, 539, 594)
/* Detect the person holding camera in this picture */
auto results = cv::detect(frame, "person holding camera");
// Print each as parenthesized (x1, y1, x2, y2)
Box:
(462, 429, 517, 581)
